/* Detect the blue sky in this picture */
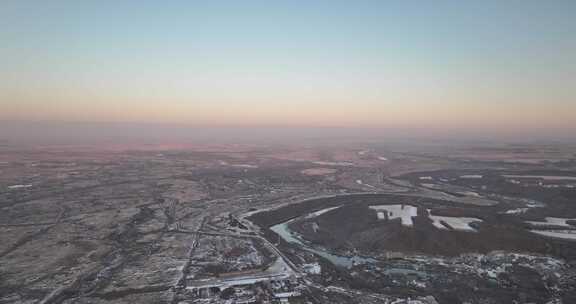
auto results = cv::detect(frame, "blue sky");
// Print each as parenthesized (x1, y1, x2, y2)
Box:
(1, 1, 575, 129)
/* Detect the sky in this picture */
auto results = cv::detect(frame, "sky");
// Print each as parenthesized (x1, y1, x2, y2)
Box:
(1, 1, 575, 135)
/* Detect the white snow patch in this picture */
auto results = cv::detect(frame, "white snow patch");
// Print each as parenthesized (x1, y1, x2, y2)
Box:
(419, 176, 433, 180)
(459, 191, 480, 197)
(306, 206, 341, 218)
(303, 263, 321, 274)
(531, 230, 576, 240)
(427, 209, 482, 232)
(232, 164, 258, 168)
(312, 161, 354, 167)
(186, 257, 294, 289)
(421, 183, 437, 188)
(312, 222, 320, 233)
(355, 179, 376, 188)
(370, 205, 418, 227)
(378, 156, 388, 161)
(526, 217, 576, 228)
(460, 175, 483, 179)
(8, 184, 32, 190)
(526, 201, 545, 208)
(503, 208, 529, 214)
(503, 175, 576, 181)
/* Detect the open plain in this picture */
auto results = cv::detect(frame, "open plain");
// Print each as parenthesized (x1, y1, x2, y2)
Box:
(2, 142, 576, 304)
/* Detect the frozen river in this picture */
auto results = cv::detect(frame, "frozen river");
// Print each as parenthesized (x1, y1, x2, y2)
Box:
(270, 206, 377, 268)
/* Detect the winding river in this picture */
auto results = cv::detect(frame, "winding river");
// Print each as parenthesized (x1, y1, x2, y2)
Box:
(270, 207, 377, 268)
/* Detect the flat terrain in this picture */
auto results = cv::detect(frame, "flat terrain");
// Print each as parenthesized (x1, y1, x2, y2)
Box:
(1, 142, 576, 303)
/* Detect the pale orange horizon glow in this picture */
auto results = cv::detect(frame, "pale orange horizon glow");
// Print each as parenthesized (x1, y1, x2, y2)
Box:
(4, 95, 576, 130)
(2, 1, 575, 134)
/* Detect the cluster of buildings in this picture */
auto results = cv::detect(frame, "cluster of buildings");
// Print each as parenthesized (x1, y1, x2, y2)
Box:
(181, 277, 306, 304)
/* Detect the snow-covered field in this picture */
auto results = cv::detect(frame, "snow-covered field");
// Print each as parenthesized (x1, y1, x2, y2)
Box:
(526, 201, 545, 208)
(300, 168, 338, 176)
(369, 205, 483, 231)
(502, 208, 529, 214)
(370, 205, 418, 226)
(186, 257, 294, 289)
(429, 215, 482, 232)
(459, 191, 481, 197)
(421, 183, 438, 188)
(219, 161, 258, 168)
(356, 179, 376, 188)
(460, 175, 483, 179)
(307, 206, 342, 218)
(503, 175, 576, 181)
(232, 164, 259, 168)
(526, 217, 576, 228)
(531, 230, 576, 240)
(312, 161, 354, 166)
(427, 210, 482, 232)
(7, 184, 32, 190)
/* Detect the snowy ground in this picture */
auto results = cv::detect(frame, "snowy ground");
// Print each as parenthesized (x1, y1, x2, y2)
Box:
(306, 206, 342, 218)
(356, 179, 376, 188)
(370, 205, 418, 226)
(458, 191, 481, 197)
(503, 174, 576, 181)
(502, 208, 529, 214)
(300, 168, 338, 176)
(427, 209, 482, 232)
(312, 161, 354, 166)
(531, 230, 576, 240)
(7, 184, 32, 190)
(526, 217, 576, 228)
(369, 205, 483, 231)
(186, 257, 295, 289)
(232, 164, 259, 168)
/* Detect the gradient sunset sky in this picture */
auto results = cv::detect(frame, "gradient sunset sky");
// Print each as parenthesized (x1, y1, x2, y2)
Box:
(1, 1, 575, 131)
